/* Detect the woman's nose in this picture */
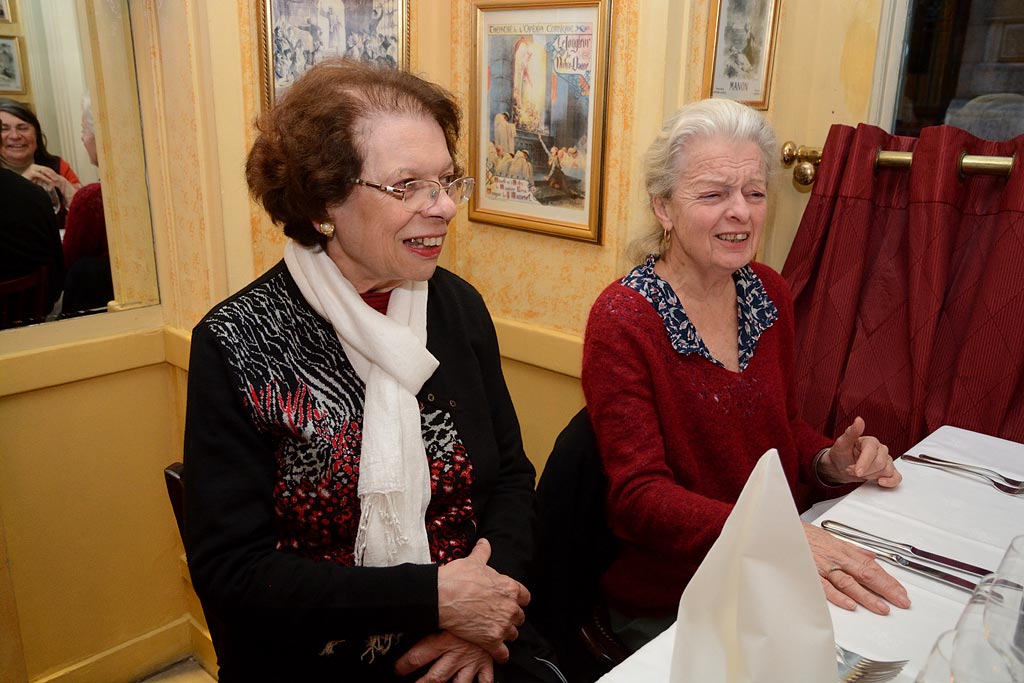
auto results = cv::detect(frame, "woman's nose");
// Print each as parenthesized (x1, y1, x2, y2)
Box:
(426, 188, 458, 221)
(726, 193, 751, 221)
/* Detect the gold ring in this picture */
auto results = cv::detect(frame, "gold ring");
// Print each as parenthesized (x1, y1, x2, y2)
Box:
(829, 564, 842, 573)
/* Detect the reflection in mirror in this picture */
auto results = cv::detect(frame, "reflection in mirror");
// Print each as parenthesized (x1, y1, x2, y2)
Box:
(0, 0, 158, 331)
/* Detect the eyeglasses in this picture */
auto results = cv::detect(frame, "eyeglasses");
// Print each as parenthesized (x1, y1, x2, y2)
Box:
(352, 176, 475, 213)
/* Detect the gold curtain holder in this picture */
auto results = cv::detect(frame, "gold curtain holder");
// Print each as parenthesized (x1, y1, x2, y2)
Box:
(782, 141, 1017, 186)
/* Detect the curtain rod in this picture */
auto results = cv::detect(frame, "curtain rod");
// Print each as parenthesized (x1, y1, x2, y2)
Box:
(781, 142, 1017, 185)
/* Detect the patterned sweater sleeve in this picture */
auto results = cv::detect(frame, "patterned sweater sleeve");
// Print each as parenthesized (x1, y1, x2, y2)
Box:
(183, 321, 440, 642)
(582, 284, 734, 567)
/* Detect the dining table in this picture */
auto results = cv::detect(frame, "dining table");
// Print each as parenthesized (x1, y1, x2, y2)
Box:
(597, 425, 1024, 682)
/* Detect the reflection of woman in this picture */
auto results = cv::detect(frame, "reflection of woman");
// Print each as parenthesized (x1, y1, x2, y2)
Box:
(185, 60, 561, 682)
(0, 99, 81, 214)
(582, 99, 910, 652)
(62, 94, 112, 316)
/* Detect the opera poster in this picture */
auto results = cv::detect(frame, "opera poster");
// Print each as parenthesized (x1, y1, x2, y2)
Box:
(704, 0, 780, 109)
(470, 0, 610, 243)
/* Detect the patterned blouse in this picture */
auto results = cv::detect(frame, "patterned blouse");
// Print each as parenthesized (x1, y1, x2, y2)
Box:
(621, 254, 779, 371)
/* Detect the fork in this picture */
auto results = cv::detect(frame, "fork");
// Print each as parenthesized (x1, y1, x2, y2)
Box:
(914, 453, 1024, 487)
(836, 644, 908, 682)
(901, 455, 1024, 495)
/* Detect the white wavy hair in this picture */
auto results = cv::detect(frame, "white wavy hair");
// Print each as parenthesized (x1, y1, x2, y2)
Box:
(629, 98, 778, 263)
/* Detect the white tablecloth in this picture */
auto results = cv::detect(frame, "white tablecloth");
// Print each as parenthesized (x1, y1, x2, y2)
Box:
(598, 426, 1024, 682)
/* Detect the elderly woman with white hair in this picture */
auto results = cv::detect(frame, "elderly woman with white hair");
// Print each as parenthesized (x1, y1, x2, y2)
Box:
(581, 98, 911, 651)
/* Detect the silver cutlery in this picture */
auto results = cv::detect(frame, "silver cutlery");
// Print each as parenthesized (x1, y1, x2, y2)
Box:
(836, 644, 908, 682)
(823, 520, 977, 591)
(913, 453, 1024, 487)
(901, 454, 1024, 496)
(821, 520, 993, 577)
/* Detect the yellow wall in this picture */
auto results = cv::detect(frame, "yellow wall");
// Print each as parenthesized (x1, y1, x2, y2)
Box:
(0, 0, 887, 679)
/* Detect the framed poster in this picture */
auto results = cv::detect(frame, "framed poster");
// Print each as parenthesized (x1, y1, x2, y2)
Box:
(258, 0, 409, 110)
(0, 0, 15, 24)
(702, 0, 780, 109)
(470, 0, 611, 243)
(0, 36, 25, 94)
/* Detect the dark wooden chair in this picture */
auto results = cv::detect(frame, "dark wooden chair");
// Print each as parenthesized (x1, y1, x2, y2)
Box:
(164, 461, 185, 539)
(0, 265, 49, 330)
(532, 407, 629, 682)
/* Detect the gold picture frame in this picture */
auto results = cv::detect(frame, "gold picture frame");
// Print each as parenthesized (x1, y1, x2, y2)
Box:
(0, 35, 26, 95)
(469, 0, 611, 244)
(0, 0, 15, 24)
(702, 0, 780, 110)
(257, 0, 410, 111)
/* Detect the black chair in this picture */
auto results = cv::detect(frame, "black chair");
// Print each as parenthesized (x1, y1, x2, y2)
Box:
(164, 461, 185, 539)
(532, 407, 628, 682)
(0, 265, 48, 329)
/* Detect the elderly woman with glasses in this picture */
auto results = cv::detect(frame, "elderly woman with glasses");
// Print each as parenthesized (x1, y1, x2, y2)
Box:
(581, 98, 911, 652)
(184, 60, 560, 683)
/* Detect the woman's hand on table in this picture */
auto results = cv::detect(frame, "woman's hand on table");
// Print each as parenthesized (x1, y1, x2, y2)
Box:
(436, 538, 530, 663)
(395, 631, 494, 683)
(805, 523, 911, 614)
(818, 416, 903, 487)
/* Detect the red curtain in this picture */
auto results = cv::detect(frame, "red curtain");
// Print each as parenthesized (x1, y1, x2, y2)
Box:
(782, 124, 1024, 454)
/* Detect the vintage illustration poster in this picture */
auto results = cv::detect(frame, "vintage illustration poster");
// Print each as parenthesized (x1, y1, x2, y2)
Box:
(472, 2, 608, 242)
(707, 0, 779, 109)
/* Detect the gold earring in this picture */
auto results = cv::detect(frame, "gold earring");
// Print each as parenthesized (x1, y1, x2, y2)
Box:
(663, 228, 671, 243)
(318, 222, 335, 237)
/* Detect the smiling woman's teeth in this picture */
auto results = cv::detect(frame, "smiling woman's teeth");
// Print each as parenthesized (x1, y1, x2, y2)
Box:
(717, 233, 749, 242)
(406, 236, 444, 247)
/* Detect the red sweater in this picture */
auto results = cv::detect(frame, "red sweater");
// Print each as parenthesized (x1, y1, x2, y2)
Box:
(582, 262, 835, 615)
(62, 182, 107, 268)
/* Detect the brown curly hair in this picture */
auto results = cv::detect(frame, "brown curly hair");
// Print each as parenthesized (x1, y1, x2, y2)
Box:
(246, 59, 462, 248)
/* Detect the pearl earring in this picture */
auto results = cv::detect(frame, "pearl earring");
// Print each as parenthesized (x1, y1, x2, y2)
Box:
(318, 222, 335, 237)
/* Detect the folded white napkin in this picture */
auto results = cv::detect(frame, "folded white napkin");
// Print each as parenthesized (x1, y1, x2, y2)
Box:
(669, 449, 837, 683)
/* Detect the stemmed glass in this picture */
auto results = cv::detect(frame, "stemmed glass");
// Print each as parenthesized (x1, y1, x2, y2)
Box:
(915, 627, 1017, 683)
(42, 183, 61, 214)
(984, 535, 1024, 678)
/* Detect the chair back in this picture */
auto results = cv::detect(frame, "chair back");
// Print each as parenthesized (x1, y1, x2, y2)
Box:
(532, 407, 626, 680)
(0, 266, 48, 329)
(164, 461, 185, 539)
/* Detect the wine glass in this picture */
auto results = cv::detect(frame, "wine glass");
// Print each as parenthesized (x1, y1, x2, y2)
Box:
(41, 182, 61, 214)
(916, 627, 1017, 683)
(984, 536, 1024, 678)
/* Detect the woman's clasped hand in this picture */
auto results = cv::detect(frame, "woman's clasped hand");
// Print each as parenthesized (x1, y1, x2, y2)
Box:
(434, 540, 531, 662)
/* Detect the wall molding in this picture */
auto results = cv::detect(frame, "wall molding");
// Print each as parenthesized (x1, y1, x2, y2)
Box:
(31, 617, 190, 683)
(0, 316, 579, 399)
(492, 317, 583, 379)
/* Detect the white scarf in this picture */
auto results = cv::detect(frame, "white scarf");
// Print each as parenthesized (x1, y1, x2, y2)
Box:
(284, 240, 437, 568)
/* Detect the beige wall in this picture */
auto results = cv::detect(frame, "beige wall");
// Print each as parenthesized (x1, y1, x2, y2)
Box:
(0, 0, 886, 679)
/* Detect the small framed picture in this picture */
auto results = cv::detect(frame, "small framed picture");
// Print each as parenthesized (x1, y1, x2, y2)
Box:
(0, 36, 26, 94)
(257, 0, 410, 111)
(702, 0, 781, 110)
(0, 0, 15, 24)
(470, 0, 612, 244)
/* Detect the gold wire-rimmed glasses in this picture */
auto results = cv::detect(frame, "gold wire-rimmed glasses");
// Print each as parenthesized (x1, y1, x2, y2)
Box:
(352, 177, 475, 212)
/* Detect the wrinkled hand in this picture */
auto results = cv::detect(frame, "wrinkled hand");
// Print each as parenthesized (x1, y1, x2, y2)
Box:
(395, 631, 494, 683)
(805, 522, 911, 614)
(818, 416, 902, 487)
(21, 164, 77, 202)
(436, 538, 529, 663)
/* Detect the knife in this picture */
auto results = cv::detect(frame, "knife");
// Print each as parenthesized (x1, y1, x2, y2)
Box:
(821, 520, 994, 578)
(873, 548, 978, 593)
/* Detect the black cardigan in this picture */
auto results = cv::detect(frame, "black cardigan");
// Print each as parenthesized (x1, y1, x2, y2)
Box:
(183, 261, 537, 680)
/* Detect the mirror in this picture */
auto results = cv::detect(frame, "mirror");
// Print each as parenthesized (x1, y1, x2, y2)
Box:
(0, 0, 158, 330)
